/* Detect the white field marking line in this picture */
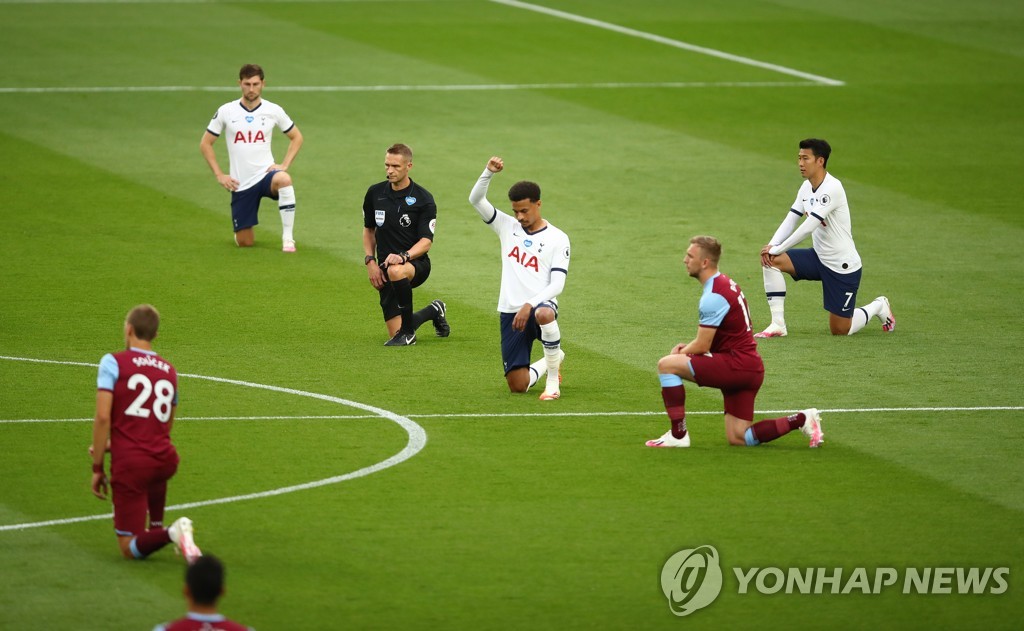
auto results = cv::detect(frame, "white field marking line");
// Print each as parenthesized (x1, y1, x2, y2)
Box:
(490, 0, 845, 87)
(0, 355, 427, 532)
(3, 406, 1022, 425)
(0, 81, 827, 95)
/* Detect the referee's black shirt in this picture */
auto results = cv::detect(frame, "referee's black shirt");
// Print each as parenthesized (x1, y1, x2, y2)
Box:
(362, 179, 437, 260)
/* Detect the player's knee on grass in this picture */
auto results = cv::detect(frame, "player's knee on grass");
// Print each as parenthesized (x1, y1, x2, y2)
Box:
(506, 369, 530, 393)
(117, 536, 135, 559)
(725, 416, 750, 446)
(829, 313, 852, 336)
(234, 229, 255, 247)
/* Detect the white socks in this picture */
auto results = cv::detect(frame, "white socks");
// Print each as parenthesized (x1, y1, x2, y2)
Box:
(848, 297, 886, 335)
(528, 357, 547, 389)
(278, 185, 296, 243)
(539, 321, 561, 393)
(763, 266, 787, 327)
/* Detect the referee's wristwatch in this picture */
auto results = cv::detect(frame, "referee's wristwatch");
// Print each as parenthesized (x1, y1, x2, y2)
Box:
(400, 251, 411, 263)
(364, 255, 376, 266)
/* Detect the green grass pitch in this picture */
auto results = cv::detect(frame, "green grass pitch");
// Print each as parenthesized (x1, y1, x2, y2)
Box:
(1, 0, 1022, 629)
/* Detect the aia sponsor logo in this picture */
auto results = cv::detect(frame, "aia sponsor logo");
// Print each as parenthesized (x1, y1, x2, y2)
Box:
(507, 245, 539, 272)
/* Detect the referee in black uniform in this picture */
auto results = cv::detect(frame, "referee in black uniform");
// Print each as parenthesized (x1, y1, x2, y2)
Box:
(362, 143, 450, 346)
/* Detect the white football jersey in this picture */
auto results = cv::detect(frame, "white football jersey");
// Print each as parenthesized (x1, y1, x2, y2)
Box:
(489, 211, 571, 313)
(790, 173, 862, 273)
(206, 99, 294, 192)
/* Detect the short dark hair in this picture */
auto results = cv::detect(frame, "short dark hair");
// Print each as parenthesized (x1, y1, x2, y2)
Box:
(186, 555, 225, 606)
(507, 180, 541, 203)
(689, 235, 722, 264)
(799, 138, 831, 168)
(386, 143, 413, 161)
(126, 304, 160, 341)
(239, 64, 264, 80)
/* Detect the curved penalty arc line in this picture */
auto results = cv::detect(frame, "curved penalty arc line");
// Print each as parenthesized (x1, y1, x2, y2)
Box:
(0, 355, 428, 532)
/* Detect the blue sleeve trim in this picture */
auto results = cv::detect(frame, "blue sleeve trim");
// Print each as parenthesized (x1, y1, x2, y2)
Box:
(206, 129, 220, 137)
(484, 208, 498, 225)
(97, 354, 118, 391)
(810, 211, 826, 223)
(699, 292, 730, 327)
(789, 208, 802, 216)
(551, 267, 567, 275)
(282, 123, 295, 134)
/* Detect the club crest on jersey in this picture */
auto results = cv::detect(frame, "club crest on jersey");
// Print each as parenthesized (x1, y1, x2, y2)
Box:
(399, 214, 412, 228)
(508, 246, 540, 271)
(375, 210, 386, 226)
(405, 196, 417, 205)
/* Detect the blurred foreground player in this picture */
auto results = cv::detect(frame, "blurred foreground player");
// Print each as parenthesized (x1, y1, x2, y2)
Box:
(90, 304, 202, 562)
(647, 236, 824, 448)
(153, 555, 254, 631)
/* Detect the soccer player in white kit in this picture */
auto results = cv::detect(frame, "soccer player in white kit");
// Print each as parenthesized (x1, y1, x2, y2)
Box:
(756, 139, 895, 337)
(469, 157, 570, 399)
(200, 64, 303, 252)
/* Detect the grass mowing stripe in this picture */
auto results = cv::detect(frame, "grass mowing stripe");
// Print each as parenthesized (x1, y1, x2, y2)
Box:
(489, 0, 846, 85)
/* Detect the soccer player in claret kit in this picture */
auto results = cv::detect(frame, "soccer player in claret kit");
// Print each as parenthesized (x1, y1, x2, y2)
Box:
(469, 156, 569, 400)
(647, 236, 824, 448)
(153, 555, 254, 631)
(200, 63, 303, 252)
(90, 304, 202, 562)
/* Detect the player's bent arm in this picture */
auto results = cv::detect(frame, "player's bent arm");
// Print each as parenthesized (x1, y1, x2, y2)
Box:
(362, 228, 385, 285)
(279, 125, 304, 170)
(406, 237, 433, 259)
(200, 131, 239, 190)
(469, 169, 499, 223)
(684, 326, 716, 355)
(91, 390, 113, 467)
(383, 237, 433, 267)
(768, 209, 802, 246)
(524, 271, 566, 307)
(90, 390, 113, 499)
(769, 214, 821, 256)
(199, 131, 223, 175)
(362, 228, 377, 255)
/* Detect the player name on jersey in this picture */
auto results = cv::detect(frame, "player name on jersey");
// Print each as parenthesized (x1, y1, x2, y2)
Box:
(131, 355, 172, 373)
